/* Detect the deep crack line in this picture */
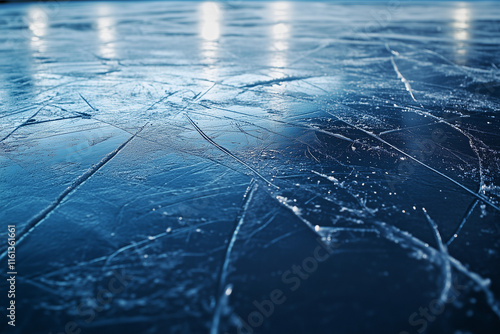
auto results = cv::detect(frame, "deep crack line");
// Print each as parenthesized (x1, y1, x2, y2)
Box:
(0, 96, 55, 143)
(387, 45, 494, 213)
(325, 111, 500, 212)
(0, 123, 147, 260)
(144, 90, 179, 112)
(239, 76, 312, 89)
(187, 109, 336, 158)
(79, 93, 99, 112)
(446, 199, 479, 246)
(211, 180, 258, 334)
(372, 220, 500, 319)
(185, 113, 278, 189)
(193, 102, 354, 144)
(19, 116, 82, 126)
(423, 208, 452, 306)
(193, 83, 216, 101)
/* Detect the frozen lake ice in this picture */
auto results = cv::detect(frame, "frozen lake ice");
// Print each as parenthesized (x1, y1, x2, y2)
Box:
(0, 1, 500, 333)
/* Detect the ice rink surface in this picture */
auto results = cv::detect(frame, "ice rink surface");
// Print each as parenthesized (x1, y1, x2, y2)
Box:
(0, 1, 500, 333)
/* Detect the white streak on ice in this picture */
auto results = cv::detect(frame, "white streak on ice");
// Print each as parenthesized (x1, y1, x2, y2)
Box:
(391, 56, 418, 102)
(422, 208, 452, 306)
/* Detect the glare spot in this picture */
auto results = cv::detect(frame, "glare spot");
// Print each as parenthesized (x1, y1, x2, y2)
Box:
(273, 23, 289, 38)
(96, 5, 117, 58)
(200, 2, 221, 42)
(451, 4, 470, 59)
(269, 2, 291, 69)
(27, 7, 48, 53)
(28, 8, 47, 38)
(199, 2, 221, 79)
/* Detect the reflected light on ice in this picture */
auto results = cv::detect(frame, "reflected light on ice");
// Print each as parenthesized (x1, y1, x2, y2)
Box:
(26, 7, 49, 88)
(452, 6, 470, 30)
(452, 4, 470, 57)
(267, 1, 293, 112)
(273, 1, 290, 20)
(269, 2, 291, 70)
(200, 2, 221, 42)
(96, 5, 117, 58)
(199, 2, 222, 81)
(27, 7, 47, 52)
(28, 8, 47, 38)
(273, 23, 290, 51)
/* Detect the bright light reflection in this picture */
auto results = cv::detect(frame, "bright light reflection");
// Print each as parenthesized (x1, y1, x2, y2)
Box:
(28, 7, 47, 52)
(273, 2, 290, 20)
(200, 2, 221, 42)
(269, 2, 291, 69)
(453, 7, 470, 30)
(199, 2, 222, 81)
(452, 4, 470, 57)
(96, 5, 116, 58)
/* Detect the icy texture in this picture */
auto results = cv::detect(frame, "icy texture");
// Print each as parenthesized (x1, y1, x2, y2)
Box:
(0, 1, 500, 334)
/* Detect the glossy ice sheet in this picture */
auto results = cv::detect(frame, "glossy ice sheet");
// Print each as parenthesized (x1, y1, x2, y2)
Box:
(0, 1, 500, 333)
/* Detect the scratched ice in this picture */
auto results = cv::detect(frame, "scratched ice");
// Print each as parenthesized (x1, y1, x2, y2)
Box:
(0, 1, 499, 334)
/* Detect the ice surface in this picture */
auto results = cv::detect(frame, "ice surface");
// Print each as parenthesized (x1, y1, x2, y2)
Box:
(0, 1, 500, 333)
